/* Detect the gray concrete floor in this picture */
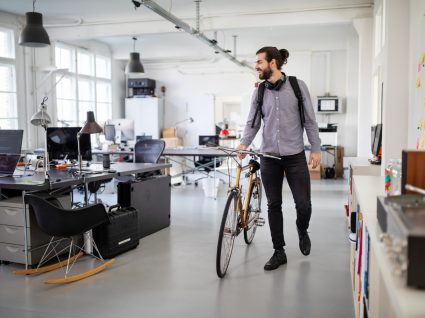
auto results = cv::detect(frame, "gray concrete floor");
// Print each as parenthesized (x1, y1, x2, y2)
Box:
(0, 178, 354, 318)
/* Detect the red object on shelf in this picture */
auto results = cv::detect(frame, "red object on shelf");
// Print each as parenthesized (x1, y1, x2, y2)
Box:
(219, 128, 229, 137)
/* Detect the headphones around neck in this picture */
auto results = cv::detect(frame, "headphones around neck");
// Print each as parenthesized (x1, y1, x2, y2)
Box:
(265, 73, 287, 91)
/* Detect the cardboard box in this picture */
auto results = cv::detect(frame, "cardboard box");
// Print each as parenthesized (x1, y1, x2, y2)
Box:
(162, 128, 177, 138)
(308, 164, 321, 180)
(161, 137, 182, 148)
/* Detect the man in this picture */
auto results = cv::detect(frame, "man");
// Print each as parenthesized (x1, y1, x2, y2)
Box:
(237, 46, 321, 271)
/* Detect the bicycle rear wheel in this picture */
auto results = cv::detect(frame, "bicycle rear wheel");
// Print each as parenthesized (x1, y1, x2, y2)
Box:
(216, 191, 239, 278)
(244, 176, 262, 244)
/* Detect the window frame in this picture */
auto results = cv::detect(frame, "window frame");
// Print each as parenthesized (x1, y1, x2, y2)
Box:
(54, 42, 112, 127)
(0, 26, 18, 130)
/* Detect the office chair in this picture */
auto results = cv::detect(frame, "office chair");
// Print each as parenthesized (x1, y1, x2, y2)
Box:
(134, 139, 165, 164)
(116, 139, 166, 183)
(15, 194, 114, 284)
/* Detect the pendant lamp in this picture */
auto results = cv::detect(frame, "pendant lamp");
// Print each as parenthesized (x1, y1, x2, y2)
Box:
(19, 0, 50, 47)
(125, 37, 144, 74)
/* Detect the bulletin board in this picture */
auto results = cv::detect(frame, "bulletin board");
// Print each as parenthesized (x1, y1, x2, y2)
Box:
(414, 14, 425, 149)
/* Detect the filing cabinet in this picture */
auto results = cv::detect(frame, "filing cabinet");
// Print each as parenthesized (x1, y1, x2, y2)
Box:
(0, 194, 71, 265)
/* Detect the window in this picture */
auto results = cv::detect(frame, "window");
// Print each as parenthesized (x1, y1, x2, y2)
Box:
(55, 43, 112, 127)
(0, 27, 17, 129)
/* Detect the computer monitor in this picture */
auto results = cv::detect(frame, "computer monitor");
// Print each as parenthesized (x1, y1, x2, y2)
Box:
(0, 129, 23, 154)
(47, 127, 92, 161)
(371, 124, 382, 157)
(104, 124, 115, 142)
(106, 119, 135, 143)
(370, 125, 376, 153)
(199, 135, 219, 147)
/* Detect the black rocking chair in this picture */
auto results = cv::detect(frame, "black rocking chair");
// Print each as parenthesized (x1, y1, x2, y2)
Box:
(14, 194, 113, 284)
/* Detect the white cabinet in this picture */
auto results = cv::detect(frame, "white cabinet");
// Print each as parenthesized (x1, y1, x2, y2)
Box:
(125, 97, 164, 139)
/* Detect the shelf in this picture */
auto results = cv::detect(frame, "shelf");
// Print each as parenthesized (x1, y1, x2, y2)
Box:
(353, 175, 425, 318)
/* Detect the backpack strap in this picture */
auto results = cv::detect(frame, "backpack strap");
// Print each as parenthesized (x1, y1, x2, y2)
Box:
(288, 76, 305, 128)
(250, 81, 266, 128)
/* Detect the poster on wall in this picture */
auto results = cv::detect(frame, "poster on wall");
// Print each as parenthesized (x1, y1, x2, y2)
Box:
(414, 14, 425, 149)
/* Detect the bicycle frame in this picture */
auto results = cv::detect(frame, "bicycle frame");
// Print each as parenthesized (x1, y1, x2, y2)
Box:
(231, 158, 260, 231)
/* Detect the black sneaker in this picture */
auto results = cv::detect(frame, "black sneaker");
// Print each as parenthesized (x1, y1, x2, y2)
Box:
(264, 249, 287, 271)
(297, 227, 311, 256)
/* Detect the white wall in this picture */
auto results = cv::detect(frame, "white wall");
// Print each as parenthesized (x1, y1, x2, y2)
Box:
(141, 59, 255, 146)
(408, 0, 425, 149)
(354, 17, 374, 158)
(380, 0, 409, 168)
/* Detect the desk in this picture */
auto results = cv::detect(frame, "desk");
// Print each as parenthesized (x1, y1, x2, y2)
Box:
(0, 162, 170, 268)
(162, 147, 235, 179)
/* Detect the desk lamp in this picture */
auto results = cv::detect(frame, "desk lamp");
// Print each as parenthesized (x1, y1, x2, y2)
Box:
(30, 96, 51, 180)
(173, 117, 194, 143)
(77, 111, 103, 174)
(174, 117, 194, 127)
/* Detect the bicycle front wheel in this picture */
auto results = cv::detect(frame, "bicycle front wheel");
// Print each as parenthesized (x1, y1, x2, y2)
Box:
(216, 191, 239, 278)
(244, 176, 262, 244)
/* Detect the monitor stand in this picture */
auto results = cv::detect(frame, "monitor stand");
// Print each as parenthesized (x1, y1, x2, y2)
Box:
(115, 129, 122, 144)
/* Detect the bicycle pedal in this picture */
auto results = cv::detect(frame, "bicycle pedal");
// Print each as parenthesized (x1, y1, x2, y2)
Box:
(255, 217, 265, 226)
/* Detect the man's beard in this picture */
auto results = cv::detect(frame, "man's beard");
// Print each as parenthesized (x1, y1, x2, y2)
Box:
(258, 66, 272, 80)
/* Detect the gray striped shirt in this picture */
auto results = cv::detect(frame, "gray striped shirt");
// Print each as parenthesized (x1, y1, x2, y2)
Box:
(240, 77, 321, 155)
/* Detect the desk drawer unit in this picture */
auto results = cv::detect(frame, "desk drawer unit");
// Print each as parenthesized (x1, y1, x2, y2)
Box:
(0, 242, 46, 265)
(0, 224, 50, 247)
(0, 194, 71, 265)
(0, 196, 33, 226)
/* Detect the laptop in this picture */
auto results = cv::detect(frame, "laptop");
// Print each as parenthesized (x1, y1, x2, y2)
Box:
(0, 154, 21, 177)
(0, 129, 24, 177)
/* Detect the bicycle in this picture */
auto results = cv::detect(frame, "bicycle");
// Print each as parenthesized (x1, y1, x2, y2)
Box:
(215, 147, 279, 278)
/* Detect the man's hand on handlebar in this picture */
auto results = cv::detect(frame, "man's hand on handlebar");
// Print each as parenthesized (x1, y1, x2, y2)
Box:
(236, 144, 247, 160)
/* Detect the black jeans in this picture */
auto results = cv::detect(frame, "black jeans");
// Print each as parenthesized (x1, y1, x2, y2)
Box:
(260, 151, 312, 250)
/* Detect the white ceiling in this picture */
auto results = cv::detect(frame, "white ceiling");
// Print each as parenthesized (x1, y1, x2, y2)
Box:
(0, 0, 373, 62)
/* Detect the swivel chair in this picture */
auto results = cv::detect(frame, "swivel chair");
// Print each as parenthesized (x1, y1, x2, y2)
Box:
(116, 139, 166, 183)
(15, 194, 114, 284)
(134, 139, 165, 164)
(135, 139, 166, 177)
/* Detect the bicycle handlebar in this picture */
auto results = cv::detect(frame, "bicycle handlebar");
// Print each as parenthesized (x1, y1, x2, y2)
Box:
(214, 146, 281, 160)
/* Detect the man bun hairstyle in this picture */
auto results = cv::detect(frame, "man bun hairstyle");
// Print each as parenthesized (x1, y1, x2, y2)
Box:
(256, 46, 290, 70)
(279, 49, 289, 65)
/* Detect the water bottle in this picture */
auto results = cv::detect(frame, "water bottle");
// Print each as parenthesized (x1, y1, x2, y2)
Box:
(390, 159, 402, 196)
(384, 159, 394, 195)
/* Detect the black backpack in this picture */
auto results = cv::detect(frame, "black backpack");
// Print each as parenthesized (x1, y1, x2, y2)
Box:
(250, 76, 305, 128)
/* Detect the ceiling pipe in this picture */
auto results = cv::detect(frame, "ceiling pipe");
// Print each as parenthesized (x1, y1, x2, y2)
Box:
(132, 0, 254, 72)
